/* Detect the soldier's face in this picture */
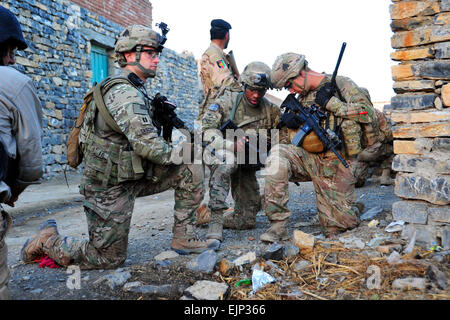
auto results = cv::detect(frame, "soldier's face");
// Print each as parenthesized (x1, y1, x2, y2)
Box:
(244, 86, 266, 106)
(288, 70, 308, 96)
(2, 45, 16, 66)
(138, 46, 160, 70)
(224, 32, 230, 49)
(125, 46, 160, 79)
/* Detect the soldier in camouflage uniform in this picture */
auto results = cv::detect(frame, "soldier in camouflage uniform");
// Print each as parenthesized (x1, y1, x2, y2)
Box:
(196, 19, 241, 225)
(354, 88, 394, 187)
(21, 25, 220, 270)
(198, 19, 241, 120)
(200, 62, 282, 242)
(262, 53, 382, 241)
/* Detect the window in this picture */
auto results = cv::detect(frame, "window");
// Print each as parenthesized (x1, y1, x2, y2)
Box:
(90, 44, 109, 84)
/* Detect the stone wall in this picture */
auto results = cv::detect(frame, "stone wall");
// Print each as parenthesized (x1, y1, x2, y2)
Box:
(4, 0, 202, 177)
(389, 0, 450, 248)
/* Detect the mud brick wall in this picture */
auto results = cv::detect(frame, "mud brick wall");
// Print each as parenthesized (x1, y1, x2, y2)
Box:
(3, 0, 202, 177)
(389, 0, 450, 248)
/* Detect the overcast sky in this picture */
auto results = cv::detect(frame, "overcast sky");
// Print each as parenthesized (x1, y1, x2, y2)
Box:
(150, 0, 395, 102)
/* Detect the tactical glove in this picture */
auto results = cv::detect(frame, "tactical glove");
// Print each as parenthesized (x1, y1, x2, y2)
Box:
(314, 82, 334, 108)
(281, 113, 302, 129)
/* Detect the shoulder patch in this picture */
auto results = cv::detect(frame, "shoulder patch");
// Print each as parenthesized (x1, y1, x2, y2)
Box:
(133, 103, 149, 115)
(216, 59, 226, 69)
(208, 104, 220, 112)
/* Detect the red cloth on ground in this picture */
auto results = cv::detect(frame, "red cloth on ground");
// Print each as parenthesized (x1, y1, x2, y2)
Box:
(33, 255, 61, 268)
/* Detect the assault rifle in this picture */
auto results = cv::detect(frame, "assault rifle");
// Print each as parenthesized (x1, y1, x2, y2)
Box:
(151, 93, 187, 141)
(219, 119, 265, 170)
(329, 42, 347, 103)
(151, 94, 225, 163)
(225, 50, 239, 80)
(279, 94, 349, 168)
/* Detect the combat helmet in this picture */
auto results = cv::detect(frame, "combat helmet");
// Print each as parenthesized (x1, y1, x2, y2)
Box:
(271, 53, 307, 89)
(239, 61, 272, 90)
(0, 6, 27, 50)
(115, 24, 164, 77)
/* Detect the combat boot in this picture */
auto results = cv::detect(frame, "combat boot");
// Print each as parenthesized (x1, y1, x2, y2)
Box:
(206, 210, 223, 242)
(380, 168, 394, 186)
(223, 211, 256, 230)
(260, 220, 289, 243)
(196, 205, 234, 226)
(171, 223, 220, 255)
(21, 219, 58, 263)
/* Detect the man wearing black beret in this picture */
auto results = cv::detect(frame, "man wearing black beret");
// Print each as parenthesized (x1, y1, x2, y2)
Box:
(196, 19, 241, 226)
(198, 19, 240, 119)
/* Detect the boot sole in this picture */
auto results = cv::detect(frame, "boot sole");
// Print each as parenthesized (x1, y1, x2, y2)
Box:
(171, 240, 221, 255)
(260, 234, 290, 243)
(20, 238, 41, 263)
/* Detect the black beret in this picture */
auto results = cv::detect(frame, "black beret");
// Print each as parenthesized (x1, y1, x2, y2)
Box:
(210, 19, 231, 30)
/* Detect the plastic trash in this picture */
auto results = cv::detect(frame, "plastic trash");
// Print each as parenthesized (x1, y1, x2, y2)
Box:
(385, 220, 405, 233)
(429, 242, 442, 252)
(368, 219, 379, 228)
(250, 269, 276, 294)
(235, 279, 252, 287)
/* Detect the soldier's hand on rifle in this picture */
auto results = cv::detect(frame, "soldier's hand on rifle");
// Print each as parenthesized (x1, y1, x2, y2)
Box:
(281, 113, 302, 129)
(314, 82, 334, 109)
(152, 93, 167, 109)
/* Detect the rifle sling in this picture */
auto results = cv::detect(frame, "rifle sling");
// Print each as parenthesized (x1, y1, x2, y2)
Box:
(93, 76, 139, 134)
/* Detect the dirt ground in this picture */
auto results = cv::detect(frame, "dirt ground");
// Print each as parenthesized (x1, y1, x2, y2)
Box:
(3, 171, 449, 301)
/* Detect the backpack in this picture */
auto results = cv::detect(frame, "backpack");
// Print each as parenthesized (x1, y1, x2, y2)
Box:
(66, 76, 129, 169)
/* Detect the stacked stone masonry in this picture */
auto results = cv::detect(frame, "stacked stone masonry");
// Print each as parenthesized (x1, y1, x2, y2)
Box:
(390, 0, 450, 248)
(4, 0, 203, 177)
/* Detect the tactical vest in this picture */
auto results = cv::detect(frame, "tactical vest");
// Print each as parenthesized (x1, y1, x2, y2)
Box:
(79, 76, 148, 187)
(229, 92, 274, 131)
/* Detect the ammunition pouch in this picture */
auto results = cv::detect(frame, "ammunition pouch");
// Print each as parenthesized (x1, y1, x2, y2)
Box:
(83, 133, 146, 187)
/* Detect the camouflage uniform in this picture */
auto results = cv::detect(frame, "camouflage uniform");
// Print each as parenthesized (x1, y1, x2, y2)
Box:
(21, 25, 217, 269)
(201, 62, 282, 240)
(264, 53, 381, 238)
(198, 42, 240, 120)
(36, 69, 207, 269)
(264, 76, 373, 236)
(354, 108, 394, 186)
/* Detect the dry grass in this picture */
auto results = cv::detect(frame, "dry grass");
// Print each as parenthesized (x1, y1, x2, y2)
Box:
(215, 241, 450, 300)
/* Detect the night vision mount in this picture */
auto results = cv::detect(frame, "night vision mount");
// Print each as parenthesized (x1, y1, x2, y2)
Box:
(156, 22, 170, 46)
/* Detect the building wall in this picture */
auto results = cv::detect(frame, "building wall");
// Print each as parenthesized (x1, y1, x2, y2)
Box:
(70, 0, 152, 27)
(3, 0, 202, 177)
(389, 0, 450, 248)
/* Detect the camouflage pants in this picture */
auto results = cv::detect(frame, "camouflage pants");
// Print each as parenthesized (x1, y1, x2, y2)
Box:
(0, 210, 11, 299)
(44, 164, 204, 270)
(264, 144, 360, 233)
(354, 141, 394, 184)
(208, 162, 261, 223)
